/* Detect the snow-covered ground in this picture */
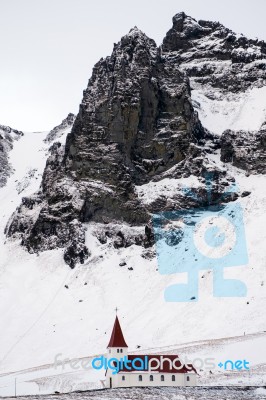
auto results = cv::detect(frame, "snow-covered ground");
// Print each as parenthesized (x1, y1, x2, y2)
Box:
(5, 387, 266, 400)
(135, 175, 202, 205)
(0, 331, 265, 396)
(0, 125, 265, 396)
(192, 85, 266, 135)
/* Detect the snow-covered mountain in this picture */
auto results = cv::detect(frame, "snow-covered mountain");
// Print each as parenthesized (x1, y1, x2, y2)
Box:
(0, 12, 266, 396)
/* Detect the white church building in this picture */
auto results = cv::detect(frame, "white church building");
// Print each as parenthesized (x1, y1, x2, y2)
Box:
(105, 316, 197, 388)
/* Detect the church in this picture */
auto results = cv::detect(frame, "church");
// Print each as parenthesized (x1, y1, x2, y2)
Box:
(105, 315, 197, 388)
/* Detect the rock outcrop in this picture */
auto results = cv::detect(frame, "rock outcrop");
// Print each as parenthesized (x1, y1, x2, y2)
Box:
(162, 12, 266, 92)
(162, 12, 266, 172)
(45, 113, 76, 143)
(221, 127, 266, 173)
(0, 124, 23, 187)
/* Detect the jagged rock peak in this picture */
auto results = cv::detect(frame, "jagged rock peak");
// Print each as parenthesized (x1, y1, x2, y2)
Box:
(163, 12, 231, 53)
(172, 12, 202, 31)
(171, 12, 225, 33)
(167, 12, 214, 39)
(127, 26, 147, 37)
(110, 26, 158, 64)
(162, 12, 266, 59)
(65, 112, 76, 122)
(121, 25, 156, 44)
(45, 113, 76, 143)
(0, 124, 24, 139)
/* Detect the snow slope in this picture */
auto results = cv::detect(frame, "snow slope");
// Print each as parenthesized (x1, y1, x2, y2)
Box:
(0, 127, 265, 395)
(192, 85, 266, 136)
(0, 331, 265, 396)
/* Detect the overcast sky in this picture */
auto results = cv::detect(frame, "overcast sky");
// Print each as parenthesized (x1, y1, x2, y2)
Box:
(1, 0, 266, 131)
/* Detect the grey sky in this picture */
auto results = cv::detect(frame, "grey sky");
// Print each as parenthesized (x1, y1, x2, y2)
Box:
(1, 0, 266, 131)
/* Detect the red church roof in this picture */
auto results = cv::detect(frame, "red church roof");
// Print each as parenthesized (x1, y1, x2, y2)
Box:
(107, 316, 128, 348)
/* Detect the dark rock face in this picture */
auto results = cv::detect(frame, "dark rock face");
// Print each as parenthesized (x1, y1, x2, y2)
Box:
(0, 125, 23, 187)
(45, 113, 76, 143)
(63, 220, 90, 268)
(221, 128, 266, 173)
(6, 19, 253, 267)
(162, 12, 266, 92)
(65, 28, 204, 186)
(94, 223, 155, 249)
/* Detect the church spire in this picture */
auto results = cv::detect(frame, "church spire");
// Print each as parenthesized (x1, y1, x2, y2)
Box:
(107, 315, 128, 348)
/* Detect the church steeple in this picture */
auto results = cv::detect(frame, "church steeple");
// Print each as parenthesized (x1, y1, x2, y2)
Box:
(107, 315, 128, 348)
